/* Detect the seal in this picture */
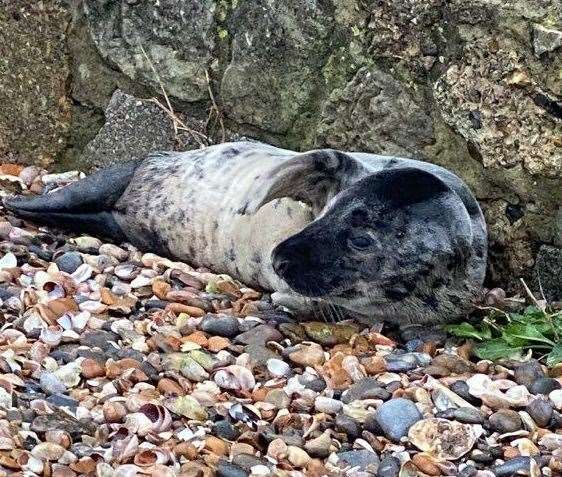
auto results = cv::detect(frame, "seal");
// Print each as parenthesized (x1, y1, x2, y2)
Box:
(4, 141, 487, 324)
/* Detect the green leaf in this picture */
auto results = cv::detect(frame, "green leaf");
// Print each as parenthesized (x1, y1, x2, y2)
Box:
(474, 339, 522, 361)
(443, 322, 491, 341)
(546, 343, 562, 367)
(501, 323, 556, 347)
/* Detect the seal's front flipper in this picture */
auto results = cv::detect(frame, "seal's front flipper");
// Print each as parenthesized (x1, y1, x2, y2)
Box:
(4, 161, 141, 240)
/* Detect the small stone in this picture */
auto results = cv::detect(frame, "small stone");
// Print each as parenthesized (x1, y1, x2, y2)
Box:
(205, 436, 229, 456)
(80, 330, 119, 351)
(199, 315, 239, 337)
(207, 336, 231, 352)
(377, 456, 400, 477)
(265, 389, 291, 409)
(375, 398, 423, 441)
(286, 446, 311, 467)
(39, 372, 67, 395)
(549, 389, 562, 410)
(304, 431, 332, 458)
(303, 377, 327, 392)
(514, 360, 546, 389)
(55, 252, 83, 274)
(235, 324, 282, 345)
(216, 461, 248, 477)
(449, 380, 477, 403)
(533, 24, 562, 55)
(529, 377, 561, 395)
(385, 352, 431, 372)
(288, 343, 325, 367)
(334, 414, 362, 438)
(337, 450, 380, 473)
(214, 420, 240, 441)
(46, 394, 78, 411)
(314, 396, 343, 414)
(342, 378, 391, 403)
(526, 398, 553, 427)
(491, 456, 532, 477)
(489, 409, 523, 433)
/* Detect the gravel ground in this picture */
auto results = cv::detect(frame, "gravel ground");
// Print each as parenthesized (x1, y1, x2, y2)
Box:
(0, 165, 561, 477)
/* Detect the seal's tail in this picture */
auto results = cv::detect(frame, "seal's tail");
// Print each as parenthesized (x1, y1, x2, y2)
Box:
(4, 161, 141, 240)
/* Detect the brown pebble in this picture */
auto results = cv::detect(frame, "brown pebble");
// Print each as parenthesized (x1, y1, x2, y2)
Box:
(412, 453, 442, 475)
(184, 331, 208, 347)
(207, 336, 230, 352)
(361, 356, 387, 375)
(152, 280, 172, 300)
(175, 442, 199, 460)
(205, 436, 229, 456)
(158, 378, 184, 396)
(80, 359, 105, 379)
(106, 358, 142, 379)
(166, 303, 205, 316)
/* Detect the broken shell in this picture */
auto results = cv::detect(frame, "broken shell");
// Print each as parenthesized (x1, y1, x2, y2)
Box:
(133, 448, 169, 467)
(214, 365, 256, 391)
(408, 418, 478, 460)
(138, 403, 172, 432)
(267, 358, 292, 378)
(39, 325, 63, 346)
(124, 412, 154, 436)
(31, 442, 66, 461)
(103, 401, 127, 423)
(45, 430, 72, 449)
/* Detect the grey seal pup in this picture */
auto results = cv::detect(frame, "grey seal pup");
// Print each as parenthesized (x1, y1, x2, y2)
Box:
(5, 141, 487, 324)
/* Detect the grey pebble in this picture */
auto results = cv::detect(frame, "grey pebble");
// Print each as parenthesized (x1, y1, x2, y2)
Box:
(235, 324, 283, 345)
(529, 377, 561, 395)
(385, 352, 431, 372)
(377, 456, 400, 477)
(39, 372, 66, 395)
(46, 394, 79, 412)
(375, 398, 422, 441)
(214, 419, 241, 441)
(488, 409, 522, 433)
(80, 330, 120, 351)
(55, 251, 83, 274)
(337, 450, 380, 472)
(526, 398, 553, 427)
(491, 456, 532, 476)
(342, 378, 391, 403)
(200, 315, 240, 337)
(217, 461, 248, 477)
(514, 360, 545, 388)
(437, 407, 485, 424)
(335, 414, 362, 438)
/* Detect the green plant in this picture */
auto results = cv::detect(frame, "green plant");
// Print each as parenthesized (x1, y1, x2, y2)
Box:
(445, 306, 562, 366)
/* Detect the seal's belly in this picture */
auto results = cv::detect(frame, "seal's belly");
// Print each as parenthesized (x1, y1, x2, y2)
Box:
(114, 148, 314, 290)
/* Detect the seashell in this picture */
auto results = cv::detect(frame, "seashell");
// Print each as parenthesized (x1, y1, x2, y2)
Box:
(53, 361, 82, 388)
(133, 448, 170, 466)
(39, 325, 63, 346)
(70, 263, 93, 283)
(138, 403, 172, 432)
(20, 454, 44, 474)
(124, 412, 153, 436)
(130, 274, 153, 288)
(45, 430, 72, 449)
(408, 417, 477, 460)
(164, 395, 207, 421)
(23, 313, 47, 333)
(114, 263, 140, 281)
(78, 300, 107, 314)
(71, 311, 90, 331)
(111, 433, 139, 464)
(267, 358, 292, 378)
(0, 252, 17, 270)
(214, 365, 256, 391)
(103, 401, 127, 423)
(31, 441, 66, 461)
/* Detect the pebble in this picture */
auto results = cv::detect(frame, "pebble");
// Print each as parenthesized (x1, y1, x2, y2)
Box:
(286, 446, 311, 467)
(341, 377, 391, 403)
(549, 388, 562, 410)
(385, 352, 431, 372)
(491, 456, 532, 476)
(265, 389, 291, 409)
(375, 398, 423, 441)
(514, 360, 546, 388)
(314, 396, 343, 414)
(199, 315, 240, 337)
(217, 461, 248, 477)
(526, 398, 553, 427)
(437, 407, 485, 424)
(337, 450, 380, 472)
(377, 456, 400, 477)
(39, 372, 67, 395)
(529, 377, 561, 395)
(214, 420, 241, 441)
(488, 409, 523, 433)
(335, 414, 362, 438)
(235, 324, 283, 345)
(304, 431, 332, 457)
(55, 251, 83, 274)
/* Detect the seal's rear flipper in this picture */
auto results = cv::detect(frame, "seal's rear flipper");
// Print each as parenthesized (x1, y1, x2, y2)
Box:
(4, 161, 141, 240)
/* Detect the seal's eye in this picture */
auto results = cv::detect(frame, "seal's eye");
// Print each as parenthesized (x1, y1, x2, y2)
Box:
(348, 235, 374, 251)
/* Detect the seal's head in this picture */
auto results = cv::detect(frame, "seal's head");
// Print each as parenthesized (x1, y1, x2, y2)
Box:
(270, 167, 482, 323)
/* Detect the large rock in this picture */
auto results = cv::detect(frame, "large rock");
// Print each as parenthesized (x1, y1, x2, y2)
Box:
(0, 1, 71, 166)
(83, 0, 216, 103)
(3, 0, 562, 292)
